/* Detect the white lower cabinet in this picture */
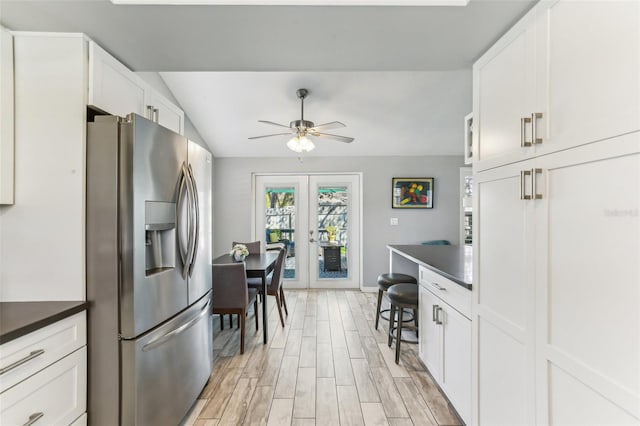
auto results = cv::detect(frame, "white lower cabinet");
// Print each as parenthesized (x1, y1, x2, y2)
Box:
(0, 347, 87, 426)
(0, 312, 87, 426)
(418, 267, 471, 425)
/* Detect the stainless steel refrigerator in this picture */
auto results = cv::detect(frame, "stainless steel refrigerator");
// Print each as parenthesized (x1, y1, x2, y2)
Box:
(86, 114, 213, 426)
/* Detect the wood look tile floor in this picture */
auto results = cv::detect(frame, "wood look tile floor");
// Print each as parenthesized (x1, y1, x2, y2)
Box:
(180, 290, 462, 426)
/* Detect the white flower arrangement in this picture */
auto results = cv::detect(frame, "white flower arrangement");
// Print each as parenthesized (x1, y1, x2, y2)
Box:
(230, 244, 249, 258)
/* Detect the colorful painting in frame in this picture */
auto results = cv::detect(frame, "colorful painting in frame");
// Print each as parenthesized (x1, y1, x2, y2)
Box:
(392, 177, 434, 209)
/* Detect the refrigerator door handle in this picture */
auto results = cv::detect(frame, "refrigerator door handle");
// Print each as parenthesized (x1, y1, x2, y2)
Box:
(183, 166, 197, 277)
(177, 163, 190, 278)
(187, 164, 200, 277)
(141, 298, 211, 352)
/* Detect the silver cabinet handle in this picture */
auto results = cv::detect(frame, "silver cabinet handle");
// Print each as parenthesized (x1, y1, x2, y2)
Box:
(532, 168, 543, 199)
(520, 117, 532, 147)
(309, 238, 316, 243)
(23, 412, 43, 426)
(430, 282, 446, 291)
(520, 170, 532, 200)
(0, 349, 45, 376)
(146, 105, 154, 119)
(532, 112, 543, 144)
(153, 108, 159, 123)
(432, 304, 438, 322)
(435, 306, 443, 325)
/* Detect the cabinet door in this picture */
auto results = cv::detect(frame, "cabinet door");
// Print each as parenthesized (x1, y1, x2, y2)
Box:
(88, 41, 145, 117)
(418, 286, 442, 383)
(0, 27, 14, 204)
(534, 134, 640, 423)
(534, 0, 640, 155)
(473, 11, 536, 170)
(144, 89, 184, 135)
(473, 160, 536, 425)
(441, 303, 471, 426)
(0, 347, 86, 426)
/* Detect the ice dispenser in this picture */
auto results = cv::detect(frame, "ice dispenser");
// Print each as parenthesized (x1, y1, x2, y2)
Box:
(145, 201, 176, 275)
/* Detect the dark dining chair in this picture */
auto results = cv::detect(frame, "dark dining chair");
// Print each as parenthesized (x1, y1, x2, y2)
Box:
(212, 262, 259, 354)
(247, 246, 288, 327)
(221, 240, 262, 328)
(232, 240, 261, 253)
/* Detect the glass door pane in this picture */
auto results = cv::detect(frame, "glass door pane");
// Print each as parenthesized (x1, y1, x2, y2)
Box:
(309, 175, 360, 289)
(254, 175, 308, 289)
(315, 186, 349, 279)
(264, 187, 297, 279)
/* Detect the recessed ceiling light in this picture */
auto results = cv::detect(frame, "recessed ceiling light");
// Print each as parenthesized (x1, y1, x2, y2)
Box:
(110, 0, 469, 5)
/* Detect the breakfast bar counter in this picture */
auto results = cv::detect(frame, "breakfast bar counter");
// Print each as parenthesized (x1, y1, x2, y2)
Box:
(387, 244, 472, 290)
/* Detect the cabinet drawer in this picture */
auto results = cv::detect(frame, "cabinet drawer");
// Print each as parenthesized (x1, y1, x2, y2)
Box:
(0, 347, 86, 426)
(419, 266, 471, 319)
(0, 312, 86, 392)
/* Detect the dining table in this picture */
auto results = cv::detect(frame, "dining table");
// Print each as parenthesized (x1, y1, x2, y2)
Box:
(212, 251, 279, 344)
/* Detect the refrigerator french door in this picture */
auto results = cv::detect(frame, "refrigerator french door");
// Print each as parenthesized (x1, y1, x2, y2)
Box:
(87, 114, 212, 426)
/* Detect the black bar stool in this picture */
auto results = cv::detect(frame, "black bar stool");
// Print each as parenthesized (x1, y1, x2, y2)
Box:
(375, 273, 417, 330)
(387, 283, 419, 364)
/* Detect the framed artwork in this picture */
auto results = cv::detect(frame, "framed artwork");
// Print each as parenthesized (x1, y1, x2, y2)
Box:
(392, 177, 434, 209)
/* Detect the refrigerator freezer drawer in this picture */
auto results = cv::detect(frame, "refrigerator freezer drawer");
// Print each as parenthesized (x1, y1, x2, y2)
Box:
(120, 293, 212, 426)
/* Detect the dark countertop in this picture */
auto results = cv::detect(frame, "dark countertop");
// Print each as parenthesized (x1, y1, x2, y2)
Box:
(0, 301, 89, 345)
(387, 245, 473, 290)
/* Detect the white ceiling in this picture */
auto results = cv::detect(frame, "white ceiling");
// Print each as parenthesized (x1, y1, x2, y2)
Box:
(0, 0, 535, 157)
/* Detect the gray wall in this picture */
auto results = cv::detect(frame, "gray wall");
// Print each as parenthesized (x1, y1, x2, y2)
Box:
(214, 155, 464, 288)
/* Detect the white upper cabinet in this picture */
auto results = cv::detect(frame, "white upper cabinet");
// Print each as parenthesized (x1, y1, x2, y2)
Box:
(0, 27, 14, 205)
(473, 11, 536, 169)
(88, 41, 145, 118)
(534, 0, 640, 154)
(473, 0, 640, 171)
(88, 41, 184, 135)
(143, 89, 184, 135)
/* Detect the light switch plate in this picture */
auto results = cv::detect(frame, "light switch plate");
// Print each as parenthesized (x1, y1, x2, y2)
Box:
(390, 217, 399, 226)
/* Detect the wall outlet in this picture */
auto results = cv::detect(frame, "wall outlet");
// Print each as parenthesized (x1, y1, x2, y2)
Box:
(390, 217, 399, 226)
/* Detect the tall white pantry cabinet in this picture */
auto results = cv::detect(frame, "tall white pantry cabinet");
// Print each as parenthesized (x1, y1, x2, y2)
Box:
(0, 32, 184, 301)
(471, 1, 639, 425)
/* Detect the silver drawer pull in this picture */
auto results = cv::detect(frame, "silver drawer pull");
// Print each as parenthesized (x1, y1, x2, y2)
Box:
(430, 282, 447, 291)
(0, 349, 45, 376)
(432, 304, 438, 322)
(23, 412, 44, 426)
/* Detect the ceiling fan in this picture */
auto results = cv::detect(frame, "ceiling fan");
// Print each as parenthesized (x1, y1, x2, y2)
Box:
(249, 88, 354, 153)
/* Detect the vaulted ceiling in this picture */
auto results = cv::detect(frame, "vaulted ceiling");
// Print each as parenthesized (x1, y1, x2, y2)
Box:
(1, 0, 535, 157)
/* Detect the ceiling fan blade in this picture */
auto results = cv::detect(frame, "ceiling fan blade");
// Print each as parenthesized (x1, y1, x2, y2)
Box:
(312, 132, 354, 143)
(258, 120, 293, 129)
(309, 121, 346, 132)
(248, 132, 294, 140)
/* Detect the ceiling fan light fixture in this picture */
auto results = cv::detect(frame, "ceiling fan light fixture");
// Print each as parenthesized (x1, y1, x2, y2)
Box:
(287, 135, 315, 153)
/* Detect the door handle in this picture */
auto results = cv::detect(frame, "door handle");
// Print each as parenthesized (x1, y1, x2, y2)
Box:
(142, 299, 210, 352)
(520, 117, 532, 147)
(532, 113, 543, 145)
(520, 170, 532, 200)
(177, 163, 190, 278)
(187, 164, 200, 277)
(532, 168, 543, 199)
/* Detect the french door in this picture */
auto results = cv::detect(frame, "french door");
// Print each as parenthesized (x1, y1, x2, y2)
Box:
(254, 174, 361, 289)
